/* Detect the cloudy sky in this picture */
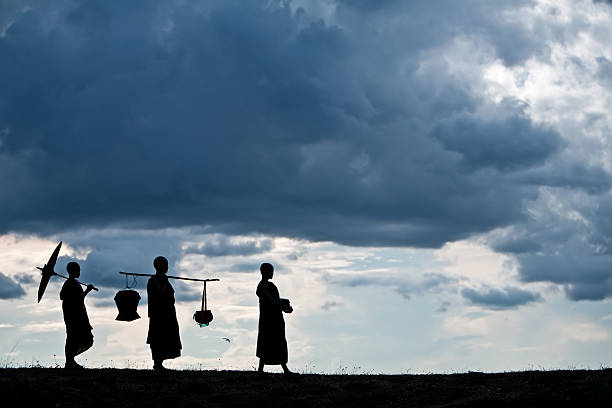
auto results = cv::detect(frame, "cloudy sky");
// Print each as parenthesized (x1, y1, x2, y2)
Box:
(1, 0, 612, 373)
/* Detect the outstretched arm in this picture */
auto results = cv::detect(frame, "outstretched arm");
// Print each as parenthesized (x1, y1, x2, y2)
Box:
(84, 284, 95, 297)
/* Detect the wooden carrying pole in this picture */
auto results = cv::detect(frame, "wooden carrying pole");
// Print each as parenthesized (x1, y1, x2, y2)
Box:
(119, 271, 220, 283)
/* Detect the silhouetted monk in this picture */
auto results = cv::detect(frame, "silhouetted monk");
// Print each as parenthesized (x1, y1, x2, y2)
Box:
(256, 262, 296, 375)
(60, 262, 94, 369)
(147, 256, 181, 370)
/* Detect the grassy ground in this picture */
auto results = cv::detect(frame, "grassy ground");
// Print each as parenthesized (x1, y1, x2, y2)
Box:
(1, 368, 611, 407)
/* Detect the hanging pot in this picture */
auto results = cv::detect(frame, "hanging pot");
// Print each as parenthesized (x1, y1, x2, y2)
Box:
(193, 309, 213, 326)
(114, 289, 141, 321)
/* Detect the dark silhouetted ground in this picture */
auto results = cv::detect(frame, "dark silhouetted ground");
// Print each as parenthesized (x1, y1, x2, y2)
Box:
(1, 368, 611, 407)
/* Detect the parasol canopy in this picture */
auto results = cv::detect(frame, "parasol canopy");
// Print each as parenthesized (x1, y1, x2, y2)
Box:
(37, 241, 62, 303)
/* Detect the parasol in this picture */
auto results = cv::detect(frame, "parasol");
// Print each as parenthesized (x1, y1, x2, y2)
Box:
(37, 241, 62, 303)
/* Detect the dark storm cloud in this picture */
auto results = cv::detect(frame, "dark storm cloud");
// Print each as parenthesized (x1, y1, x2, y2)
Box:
(0, 0, 567, 249)
(488, 188, 612, 300)
(185, 236, 273, 257)
(433, 113, 560, 171)
(518, 254, 612, 300)
(564, 281, 612, 301)
(516, 162, 612, 194)
(461, 286, 541, 309)
(0, 272, 26, 299)
(593, 194, 612, 246)
(492, 238, 542, 254)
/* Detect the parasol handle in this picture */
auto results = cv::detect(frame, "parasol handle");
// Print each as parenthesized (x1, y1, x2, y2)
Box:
(53, 272, 99, 291)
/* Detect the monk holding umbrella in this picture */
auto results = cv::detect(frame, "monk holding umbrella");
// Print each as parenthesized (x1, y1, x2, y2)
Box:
(60, 262, 95, 369)
(147, 256, 182, 370)
(36, 242, 98, 368)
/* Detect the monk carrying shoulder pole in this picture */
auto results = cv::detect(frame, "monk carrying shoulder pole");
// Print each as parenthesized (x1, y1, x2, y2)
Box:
(117, 272, 220, 327)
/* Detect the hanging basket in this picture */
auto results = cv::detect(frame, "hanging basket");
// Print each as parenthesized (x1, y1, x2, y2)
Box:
(194, 281, 213, 327)
(114, 289, 141, 321)
(193, 309, 213, 327)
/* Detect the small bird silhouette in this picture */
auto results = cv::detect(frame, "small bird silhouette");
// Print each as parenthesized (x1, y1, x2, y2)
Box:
(221, 337, 231, 343)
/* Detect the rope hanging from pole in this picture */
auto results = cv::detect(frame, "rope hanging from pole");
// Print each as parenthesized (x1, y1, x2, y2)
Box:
(201, 281, 207, 311)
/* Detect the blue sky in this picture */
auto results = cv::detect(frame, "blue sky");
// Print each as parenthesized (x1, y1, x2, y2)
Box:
(1, 0, 612, 372)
